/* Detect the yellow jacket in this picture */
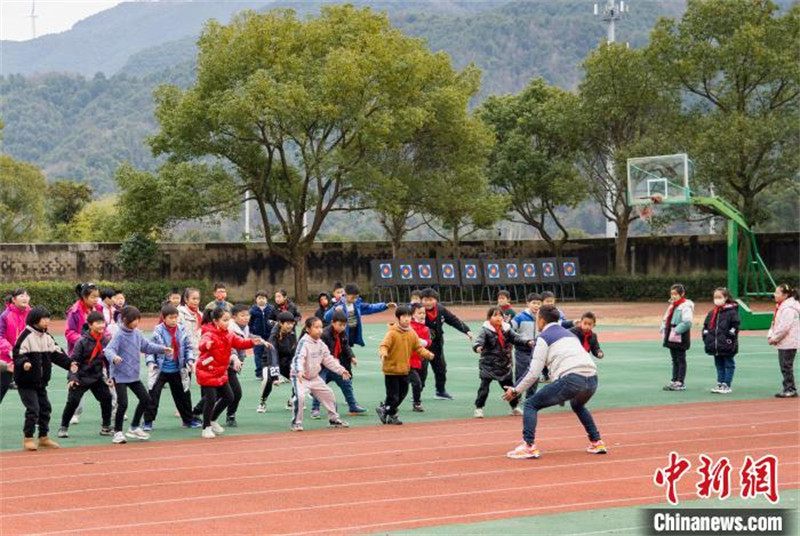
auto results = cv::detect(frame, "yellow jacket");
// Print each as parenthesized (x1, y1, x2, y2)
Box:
(379, 323, 433, 375)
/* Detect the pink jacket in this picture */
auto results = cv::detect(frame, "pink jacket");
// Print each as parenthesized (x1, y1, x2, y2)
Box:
(0, 304, 30, 364)
(768, 297, 800, 350)
(65, 300, 103, 356)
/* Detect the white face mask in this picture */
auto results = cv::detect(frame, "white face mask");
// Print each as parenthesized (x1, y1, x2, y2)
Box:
(713, 298, 726, 307)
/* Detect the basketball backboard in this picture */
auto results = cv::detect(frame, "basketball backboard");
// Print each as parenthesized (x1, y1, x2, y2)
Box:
(627, 153, 693, 205)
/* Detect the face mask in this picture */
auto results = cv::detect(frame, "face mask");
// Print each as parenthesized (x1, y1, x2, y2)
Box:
(713, 298, 725, 307)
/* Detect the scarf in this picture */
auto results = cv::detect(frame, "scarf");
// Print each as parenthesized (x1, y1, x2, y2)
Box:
(165, 325, 180, 361)
(500, 304, 512, 312)
(496, 327, 506, 349)
(89, 331, 104, 362)
(188, 305, 202, 326)
(581, 330, 592, 352)
(333, 334, 342, 360)
(426, 305, 438, 324)
(771, 300, 783, 330)
(709, 306, 723, 330)
(666, 297, 686, 327)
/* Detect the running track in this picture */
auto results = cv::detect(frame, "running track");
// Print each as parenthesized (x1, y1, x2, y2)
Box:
(1, 398, 798, 535)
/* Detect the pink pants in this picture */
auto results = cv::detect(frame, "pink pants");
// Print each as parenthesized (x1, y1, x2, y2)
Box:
(291, 376, 339, 425)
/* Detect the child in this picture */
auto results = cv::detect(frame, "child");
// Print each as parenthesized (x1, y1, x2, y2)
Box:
(510, 293, 541, 399)
(311, 309, 366, 418)
(65, 283, 102, 357)
(204, 282, 234, 312)
(419, 288, 473, 400)
(701, 288, 740, 394)
(166, 290, 182, 308)
(145, 305, 199, 429)
(497, 290, 516, 322)
(0, 289, 30, 403)
(473, 307, 533, 418)
(104, 306, 172, 444)
(99, 287, 117, 328)
(259, 311, 297, 413)
(541, 291, 573, 329)
(111, 290, 126, 325)
(661, 284, 695, 391)
(569, 312, 605, 360)
(178, 288, 203, 357)
(326, 283, 395, 347)
(315, 292, 332, 325)
(409, 290, 422, 306)
(767, 284, 800, 398)
(196, 307, 265, 438)
(290, 317, 350, 431)
(225, 304, 258, 427)
(409, 304, 431, 412)
(249, 290, 274, 380)
(58, 311, 114, 438)
(332, 282, 345, 304)
(12, 307, 73, 451)
(376, 306, 433, 425)
(272, 289, 302, 324)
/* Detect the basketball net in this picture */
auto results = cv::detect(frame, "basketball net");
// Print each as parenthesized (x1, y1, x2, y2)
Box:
(636, 194, 663, 223)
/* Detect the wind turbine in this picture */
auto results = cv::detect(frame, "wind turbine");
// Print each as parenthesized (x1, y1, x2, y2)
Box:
(29, 0, 38, 39)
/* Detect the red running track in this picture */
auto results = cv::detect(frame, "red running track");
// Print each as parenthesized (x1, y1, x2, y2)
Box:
(1, 398, 798, 535)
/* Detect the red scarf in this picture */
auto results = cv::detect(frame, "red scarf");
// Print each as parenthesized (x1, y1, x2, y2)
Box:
(333, 334, 342, 360)
(426, 305, 438, 324)
(666, 297, 686, 326)
(500, 304, 512, 311)
(188, 305, 202, 326)
(495, 326, 506, 349)
(581, 330, 592, 352)
(166, 325, 180, 361)
(709, 306, 723, 330)
(88, 331, 104, 362)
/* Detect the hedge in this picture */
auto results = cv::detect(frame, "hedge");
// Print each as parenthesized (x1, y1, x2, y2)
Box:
(0, 280, 212, 318)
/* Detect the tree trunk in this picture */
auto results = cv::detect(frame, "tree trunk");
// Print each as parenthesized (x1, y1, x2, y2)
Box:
(614, 218, 629, 275)
(292, 253, 309, 304)
(452, 227, 461, 259)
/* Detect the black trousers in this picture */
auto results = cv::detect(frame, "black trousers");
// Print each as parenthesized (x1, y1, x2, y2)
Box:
(384, 375, 409, 416)
(62, 381, 112, 428)
(475, 376, 518, 409)
(19, 386, 51, 438)
(669, 348, 687, 383)
(260, 361, 292, 403)
(116, 381, 154, 432)
(779, 349, 797, 392)
(150, 371, 193, 424)
(201, 384, 233, 428)
(224, 369, 242, 418)
(0, 370, 13, 403)
(423, 345, 447, 394)
(408, 368, 423, 405)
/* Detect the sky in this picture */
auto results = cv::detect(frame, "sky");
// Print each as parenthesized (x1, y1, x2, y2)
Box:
(1, 0, 122, 42)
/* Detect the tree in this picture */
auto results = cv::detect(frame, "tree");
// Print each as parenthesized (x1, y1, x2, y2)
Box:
(0, 155, 47, 242)
(649, 0, 800, 227)
(63, 197, 127, 242)
(47, 180, 93, 240)
(147, 6, 486, 299)
(479, 78, 586, 257)
(577, 43, 681, 274)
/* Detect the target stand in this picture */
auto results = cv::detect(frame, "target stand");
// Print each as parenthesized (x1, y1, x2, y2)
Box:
(370, 260, 399, 303)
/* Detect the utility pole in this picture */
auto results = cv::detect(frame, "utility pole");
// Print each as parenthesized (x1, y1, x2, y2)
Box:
(29, 0, 38, 39)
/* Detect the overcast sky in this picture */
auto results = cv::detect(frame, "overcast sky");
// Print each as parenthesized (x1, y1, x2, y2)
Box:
(1, 0, 122, 42)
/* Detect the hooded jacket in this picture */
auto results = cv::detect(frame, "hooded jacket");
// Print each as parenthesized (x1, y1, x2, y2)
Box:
(65, 300, 103, 356)
(249, 304, 274, 337)
(196, 323, 255, 387)
(473, 321, 530, 381)
(409, 320, 431, 370)
(768, 297, 800, 350)
(292, 333, 347, 380)
(702, 302, 740, 357)
(268, 323, 298, 369)
(315, 293, 332, 324)
(270, 300, 302, 324)
(661, 299, 695, 350)
(178, 304, 203, 355)
(379, 323, 433, 376)
(12, 325, 71, 389)
(146, 322, 195, 372)
(0, 303, 29, 364)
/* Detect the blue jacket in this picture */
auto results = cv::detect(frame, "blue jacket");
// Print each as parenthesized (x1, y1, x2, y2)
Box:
(145, 323, 195, 370)
(104, 325, 169, 384)
(324, 297, 388, 347)
(249, 304, 274, 337)
(510, 310, 537, 354)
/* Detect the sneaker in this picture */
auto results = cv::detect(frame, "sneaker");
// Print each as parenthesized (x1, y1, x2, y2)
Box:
(435, 392, 454, 400)
(182, 420, 202, 429)
(225, 417, 238, 428)
(210, 421, 225, 434)
(124, 413, 129, 421)
(23, 437, 37, 451)
(285, 399, 293, 410)
(663, 381, 685, 391)
(125, 428, 150, 441)
(711, 383, 724, 393)
(37, 436, 60, 449)
(511, 406, 523, 416)
(57, 427, 69, 438)
(387, 415, 403, 425)
(310, 409, 321, 420)
(99, 426, 113, 436)
(412, 404, 425, 413)
(142, 422, 153, 432)
(291, 423, 304, 432)
(719, 384, 732, 394)
(474, 408, 484, 419)
(506, 442, 540, 459)
(376, 404, 388, 424)
(112, 431, 127, 444)
(256, 402, 267, 413)
(201, 427, 216, 439)
(775, 390, 798, 398)
(348, 406, 367, 415)
(173, 410, 180, 418)
(329, 419, 349, 428)
(70, 414, 80, 425)
(587, 440, 608, 454)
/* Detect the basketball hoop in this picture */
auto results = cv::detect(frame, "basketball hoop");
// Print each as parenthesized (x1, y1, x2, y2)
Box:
(637, 203, 654, 222)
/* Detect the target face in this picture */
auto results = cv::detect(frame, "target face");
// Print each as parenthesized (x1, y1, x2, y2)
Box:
(418, 264, 432, 279)
(523, 263, 536, 278)
(506, 264, 518, 279)
(488, 263, 500, 279)
(400, 264, 413, 280)
(542, 262, 555, 278)
(563, 262, 577, 277)
(465, 264, 478, 280)
(442, 264, 455, 279)
(379, 263, 393, 279)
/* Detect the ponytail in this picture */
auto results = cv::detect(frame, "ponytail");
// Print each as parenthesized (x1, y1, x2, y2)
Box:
(202, 306, 227, 325)
(776, 283, 800, 301)
(75, 282, 98, 300)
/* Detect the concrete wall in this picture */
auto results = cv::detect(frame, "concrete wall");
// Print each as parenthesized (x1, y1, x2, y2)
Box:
(1, 233, 797, 299)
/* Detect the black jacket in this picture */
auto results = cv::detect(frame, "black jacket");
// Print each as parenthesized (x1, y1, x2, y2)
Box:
(425, 304, 471, 353)
(69, 332, 110, 385)
(270, 300, 302, 324)
(268, 323, 298, 368)
(473, 322, 528, 381)
(315, 293, 332, 325)
(321, 325, 355, 372)
(569, 326, 602, 358)
(248, 305, 274, 337)
(702, 304, 740, 357)
(12, 326, 71, 389)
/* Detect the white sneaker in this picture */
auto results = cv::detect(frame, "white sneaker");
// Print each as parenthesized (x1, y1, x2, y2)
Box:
(70, 415, 80, 425)
(720, 384, 732, 394)
(210, 421, 225, 434)
(125, 428, 150, 441)
(174, 410, 181, 418)
(256, 403, 267, 413)
(112, 431, 127, 444)
(201, 427, 216, 439)
(474, 408, 484, 419)
(511, 406, 523, 416)
(711, 383, 723, 393)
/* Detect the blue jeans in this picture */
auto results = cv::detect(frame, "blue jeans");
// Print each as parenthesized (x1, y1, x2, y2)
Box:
(514, 348, 538, 399)
(311, 369, 359, 411)
(522, 373, 600, 445)
(253, 345, 266, 378)
(714, 355, 736, 386)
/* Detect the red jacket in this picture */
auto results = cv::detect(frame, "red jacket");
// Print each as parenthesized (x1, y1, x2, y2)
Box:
(410, 320, 431, 370)
(196, 323, 255, 387)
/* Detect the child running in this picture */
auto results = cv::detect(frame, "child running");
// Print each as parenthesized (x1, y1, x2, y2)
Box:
(376, 306, 433, 425)
(226, 304, 261, 427)
(259, 312, 297, 412)
(702, 288, 740, 394)
(325, 283, 395, 347)
(661, 284, 695, 391)
(58, 311, 114, 438)
(249, 290, 273, 380)
(569, 312, 604, 360)
(0, 288, 31, 403)
(473, 307, 533, 418)
(409, 304, 432, 412)
(510, 293, 541, 399)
